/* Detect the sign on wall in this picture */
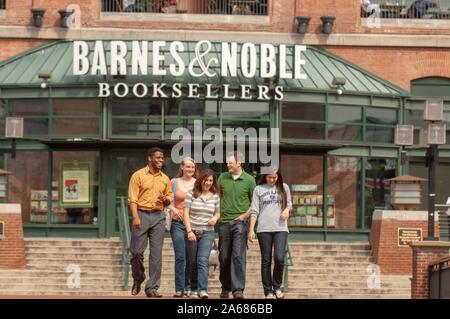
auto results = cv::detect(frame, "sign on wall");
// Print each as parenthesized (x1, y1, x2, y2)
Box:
(59, 160, 92, 208)
(0, 221, 4, 240)
(398, 228, 422, 247)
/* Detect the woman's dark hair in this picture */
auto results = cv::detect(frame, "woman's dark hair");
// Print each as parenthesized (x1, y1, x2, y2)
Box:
(257, 170, 287, 210)
(192, 169, 220, 198)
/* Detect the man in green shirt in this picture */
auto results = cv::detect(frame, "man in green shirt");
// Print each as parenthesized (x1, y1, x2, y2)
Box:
(218, 151, 256, 299)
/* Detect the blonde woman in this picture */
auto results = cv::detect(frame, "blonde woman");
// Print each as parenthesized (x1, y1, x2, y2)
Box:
(168, 157, 199, 297)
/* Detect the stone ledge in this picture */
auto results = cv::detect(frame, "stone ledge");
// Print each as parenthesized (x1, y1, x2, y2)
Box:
(373, 210, 439, 221)
(410, 240, 450, 248)
(0, 204, 21, 214)
(1, 26, 450, 48)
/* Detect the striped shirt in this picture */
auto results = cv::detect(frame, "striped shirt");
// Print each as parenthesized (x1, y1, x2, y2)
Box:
(184, 191, 220, 231)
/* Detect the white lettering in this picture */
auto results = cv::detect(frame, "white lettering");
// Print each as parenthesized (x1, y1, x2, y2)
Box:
(110, 41, 127, 75)
(152, 41, 166, 76)
(221, 42, 238, 77)
(279, 45, 292, 79)
(241, 85, 252, 100)
(257, 85, 270, 100)
(188, 83, 200, 98)
(113, 82, 129, 97)
(294, 45, 307, 80)
(132, 41, 148, 75)
(97, 83, 110, 97)
(91, 40, 107, 75)
(241, 43, 257, 78)
(73, 41, 89, 75)
(205, 84, 219, 99)
(152, 83, 168, 98)
(260, 44, 276, 78)
(169, 41, 185, 77)
(223, 84, 236, 99)
(172, 83, 182, 98)
(274, 86, 284, 100)
(132, 83, 148, 98)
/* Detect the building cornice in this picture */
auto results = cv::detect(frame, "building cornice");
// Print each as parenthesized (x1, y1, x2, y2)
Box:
(0, 26, 449, 48)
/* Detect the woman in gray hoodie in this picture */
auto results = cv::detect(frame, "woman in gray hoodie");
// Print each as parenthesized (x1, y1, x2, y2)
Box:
(248, 169, 292, 299)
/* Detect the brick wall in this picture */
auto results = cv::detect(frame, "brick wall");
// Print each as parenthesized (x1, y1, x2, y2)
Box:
(2, 0, 450, 35)
(0, 204, 26, 269)
(410, 242, 450, 299)
(0, 39, 46, 61)
(370, 210, 439, 275)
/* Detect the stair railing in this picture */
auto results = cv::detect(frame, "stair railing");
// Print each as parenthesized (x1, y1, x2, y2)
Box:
(283, 242, 293, 292)
(117, 196, 131, 290)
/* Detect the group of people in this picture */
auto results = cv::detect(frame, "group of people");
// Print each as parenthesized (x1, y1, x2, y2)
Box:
(127, 147, 292, 299)
(360, 0, 439, 19)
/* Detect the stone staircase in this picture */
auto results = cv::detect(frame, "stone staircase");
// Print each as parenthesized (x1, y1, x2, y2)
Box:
(0, 238, 411, 298)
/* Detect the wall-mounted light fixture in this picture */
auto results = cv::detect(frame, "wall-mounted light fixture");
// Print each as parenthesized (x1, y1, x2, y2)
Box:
(321, 16, 336, 34)
(58, 9, 75, 28)
(38, 70, 52, 89)
(296, 16, 311, 34)
(31, 8, 46, 28)
(332, 76, 346, 95)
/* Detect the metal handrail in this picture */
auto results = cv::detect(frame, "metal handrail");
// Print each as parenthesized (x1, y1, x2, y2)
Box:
(117, 196, 131, 290)
(283, 242, 293, 292)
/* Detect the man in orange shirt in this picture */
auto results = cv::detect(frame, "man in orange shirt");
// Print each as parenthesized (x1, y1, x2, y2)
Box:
(128, 147, 173, 297)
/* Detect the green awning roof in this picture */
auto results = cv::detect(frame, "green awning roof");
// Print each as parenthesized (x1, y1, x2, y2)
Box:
(0, 40, 408, 97)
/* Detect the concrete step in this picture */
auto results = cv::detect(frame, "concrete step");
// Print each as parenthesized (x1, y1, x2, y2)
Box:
(24, 238, 121, 248)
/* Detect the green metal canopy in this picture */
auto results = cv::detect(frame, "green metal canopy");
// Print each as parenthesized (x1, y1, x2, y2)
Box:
(0, 40, 408, 97)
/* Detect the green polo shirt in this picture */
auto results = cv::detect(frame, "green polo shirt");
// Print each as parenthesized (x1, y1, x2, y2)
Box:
(219, 171, 256, 222)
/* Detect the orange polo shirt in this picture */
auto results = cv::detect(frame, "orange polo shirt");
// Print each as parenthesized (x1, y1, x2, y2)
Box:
(128, 165, 172, 211)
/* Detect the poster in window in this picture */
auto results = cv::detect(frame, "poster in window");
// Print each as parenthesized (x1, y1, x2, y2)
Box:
(60, 161, 92, 207)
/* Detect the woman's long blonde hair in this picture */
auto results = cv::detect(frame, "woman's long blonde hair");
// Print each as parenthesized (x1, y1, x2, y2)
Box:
(175, 157, 200, 179)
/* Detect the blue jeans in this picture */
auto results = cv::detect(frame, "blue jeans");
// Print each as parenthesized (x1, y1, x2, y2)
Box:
(186, 230, 214, 293)
(257, 231, 288, 296)
(170, 220, 190, 292)
(218, 220, 249, 293)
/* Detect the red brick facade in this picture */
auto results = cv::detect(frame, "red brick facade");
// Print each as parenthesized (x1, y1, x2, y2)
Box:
(410, 242, 450, 299)
(370, 210, 439, 275)
(0, 204, 26, 269)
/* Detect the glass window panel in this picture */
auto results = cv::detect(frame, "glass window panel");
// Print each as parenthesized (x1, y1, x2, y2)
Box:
(281, 154, 324, 227)
(328, 156, 361, 229)
(8, 151, 49, 224)
(282, 123, 324, 139)
(53, 119, 99, 136)
(222, 101, 269, 119)
(364, 158, 396, 228)
(112, 118, 161, 137)
(11, 99, 48, 116)
(282, 103, 324, 121)
(328, 124, 361, 141)
(222, 120, 270, 138)
(111, 99, 162, 116)
(366, 108, 397, 125)
(408, 110, 426, 128)
(24, 118, 48, 136)
(51, 151, 99, 225)
(366, 127, 394, 143)
(53, 99, 101, 116)
(329, 105, 362, 123)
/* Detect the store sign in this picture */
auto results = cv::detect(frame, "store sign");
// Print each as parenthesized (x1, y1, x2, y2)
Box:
(398, 228, 422, 247)
(73, 40, 309, 101)
(292, 184, 318, 192)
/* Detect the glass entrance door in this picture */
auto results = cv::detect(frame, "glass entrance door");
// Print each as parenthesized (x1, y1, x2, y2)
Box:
(106, 149, 179, 237)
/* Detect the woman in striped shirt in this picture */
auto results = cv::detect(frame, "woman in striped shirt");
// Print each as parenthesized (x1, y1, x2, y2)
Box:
(183, 169, 220, 299)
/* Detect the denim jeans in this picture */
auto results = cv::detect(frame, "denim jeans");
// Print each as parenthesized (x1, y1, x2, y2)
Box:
(170, 220, 190, 293)
(218, 220, 249, 293)
(257, 231, 288, 296)
(186, 230, 215, 293)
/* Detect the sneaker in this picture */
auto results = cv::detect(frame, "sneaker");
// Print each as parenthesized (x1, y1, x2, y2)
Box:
(219, 290, 230, 299)
(173, 291, 184, 298)
(265, 293, 275, 299)
(232, 290, 244, 299)
(274, 289, 284, 299)
(184, 290, 191, 298)
(189, 293, 199, 299)
(199, 291, 209, 299)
